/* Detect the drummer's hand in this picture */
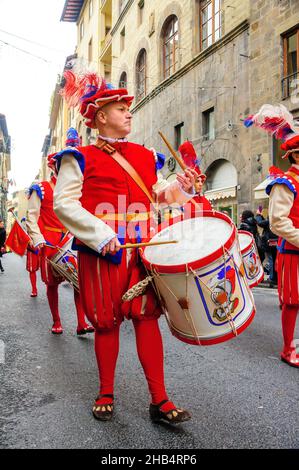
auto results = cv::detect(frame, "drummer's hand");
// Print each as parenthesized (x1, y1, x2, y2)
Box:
(102, 237, 121, 256)
(37, 242, 45, 250)
(176, 168, 198, 193)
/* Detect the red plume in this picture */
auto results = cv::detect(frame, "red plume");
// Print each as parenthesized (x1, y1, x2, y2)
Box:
(60, 71, 104, 108)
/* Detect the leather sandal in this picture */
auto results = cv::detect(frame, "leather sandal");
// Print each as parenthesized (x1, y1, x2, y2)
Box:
(92, 394, 114, 421)
(77, 325, 95, 336)
(51, 324, 63, 335)
(281, 350, 299, 368)
(149, 399, 191, 424)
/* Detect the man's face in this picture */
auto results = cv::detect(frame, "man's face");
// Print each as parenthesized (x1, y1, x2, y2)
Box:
(0, 221, 4, 228)
(95, 101, 132, 138)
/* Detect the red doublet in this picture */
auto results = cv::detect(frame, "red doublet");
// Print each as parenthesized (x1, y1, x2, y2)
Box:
(32, 181, 66, 286)
(78, 142, 157, 233)
(73, 142, 162, 330)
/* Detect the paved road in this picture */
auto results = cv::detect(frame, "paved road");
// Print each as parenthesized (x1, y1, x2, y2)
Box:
(0, 253, 298, 449)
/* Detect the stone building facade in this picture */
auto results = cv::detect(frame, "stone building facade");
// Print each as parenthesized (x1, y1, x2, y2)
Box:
(0, 114, 11, 225)
(110, 0, 299, 221)
(48, 0, 299, 222)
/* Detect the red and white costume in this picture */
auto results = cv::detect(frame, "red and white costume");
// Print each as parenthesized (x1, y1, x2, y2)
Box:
(267, 164, 299, 367)
(21, 217, 40, 296)
(54, 139, 194, 406)
(51, 71, 196, 421)
(26, 177, 92, 334)
(246, 104, 299, 367)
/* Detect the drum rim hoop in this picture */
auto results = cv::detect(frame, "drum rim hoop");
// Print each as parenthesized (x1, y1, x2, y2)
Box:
(238, 230, 255, 254)
(141, 210, 236, 273)
(170, 307, 255, 346)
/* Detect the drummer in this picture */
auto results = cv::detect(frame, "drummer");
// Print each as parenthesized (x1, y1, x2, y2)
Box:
(178, 141, 212, 216)
(53, 71, 199, 423)
(21, 216, 40, 297)
(26, 133, 94, 336)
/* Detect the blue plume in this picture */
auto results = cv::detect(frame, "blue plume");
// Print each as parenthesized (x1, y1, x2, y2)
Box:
(81, 85, 98, 101)
(156, 152, 166, 170)
(243, 117, 254, 128)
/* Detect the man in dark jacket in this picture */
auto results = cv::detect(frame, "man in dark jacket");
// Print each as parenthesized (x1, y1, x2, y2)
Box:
(239, 210, 265, 262)
(255, 211, 278, 286)
(0, 219, 6, 272)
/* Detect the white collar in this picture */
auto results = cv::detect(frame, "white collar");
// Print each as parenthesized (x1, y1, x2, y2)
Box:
(98, 135, 128, 144)
(293, 164, 299, 170)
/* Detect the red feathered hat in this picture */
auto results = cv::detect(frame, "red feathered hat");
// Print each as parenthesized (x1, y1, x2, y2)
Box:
(280, 134, 299, 159)
(61, 71, 134, 129)
(243, 104, 299, 160)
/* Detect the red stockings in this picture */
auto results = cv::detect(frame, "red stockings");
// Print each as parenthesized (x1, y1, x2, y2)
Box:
(94, 319, 168, 405)
(281, 304, 298, 354)
(46, 285, 61, 325)
(29, 272, 37, 294)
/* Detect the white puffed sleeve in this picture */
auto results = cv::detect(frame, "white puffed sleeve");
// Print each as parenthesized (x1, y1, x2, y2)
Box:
(54, 155, 116, 253)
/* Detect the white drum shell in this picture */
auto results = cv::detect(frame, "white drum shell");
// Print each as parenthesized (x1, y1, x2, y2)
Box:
(238, 231, 264, 288)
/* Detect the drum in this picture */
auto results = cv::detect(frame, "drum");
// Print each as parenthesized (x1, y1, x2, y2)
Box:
(48, 235, 79, 291)
(238, 230, 264, 288)
(140, 212, 255, 346)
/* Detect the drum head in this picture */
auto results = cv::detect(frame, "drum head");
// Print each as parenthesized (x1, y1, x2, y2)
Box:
(143, 214, 234, 268)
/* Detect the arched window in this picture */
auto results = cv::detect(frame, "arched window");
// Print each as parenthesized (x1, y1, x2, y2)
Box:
(119, 71, 127, 89)
(136, 49, 147, 102)
(162, 16, 179, 79)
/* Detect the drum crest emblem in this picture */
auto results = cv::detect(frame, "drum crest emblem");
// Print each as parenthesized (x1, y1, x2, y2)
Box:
(209, 265, 239, 322)
(244, 251, 259, 279)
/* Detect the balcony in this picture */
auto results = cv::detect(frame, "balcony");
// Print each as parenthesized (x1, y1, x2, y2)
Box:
(282, 71, 299, 100)
(100, 31, 112, 61)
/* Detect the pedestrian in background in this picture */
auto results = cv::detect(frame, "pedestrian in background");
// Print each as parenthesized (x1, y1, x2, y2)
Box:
(239, 210, 265, 262)
(0, 219, 6, 273)
(255, 209, 278, 287)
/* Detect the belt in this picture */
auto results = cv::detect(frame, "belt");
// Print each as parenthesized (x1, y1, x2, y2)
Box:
(96, 212, 152, 222)
(44, 225, 67, 233)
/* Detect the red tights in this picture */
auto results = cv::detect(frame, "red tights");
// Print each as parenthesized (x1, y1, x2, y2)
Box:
(29, 272, 37, 294)
(281, 304, 298, 354)
(46, 285, 89, 329)
(94, 319, 169, 406)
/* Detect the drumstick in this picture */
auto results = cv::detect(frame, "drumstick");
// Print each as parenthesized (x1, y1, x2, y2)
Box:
(158, 131, 206, 207)
(158, 132, 186, 171)
(119, 240, 178, 249)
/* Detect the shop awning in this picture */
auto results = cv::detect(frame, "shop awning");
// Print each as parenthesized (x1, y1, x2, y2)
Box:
(204, 185, 236, 201)
(253, 178, 271, 200)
